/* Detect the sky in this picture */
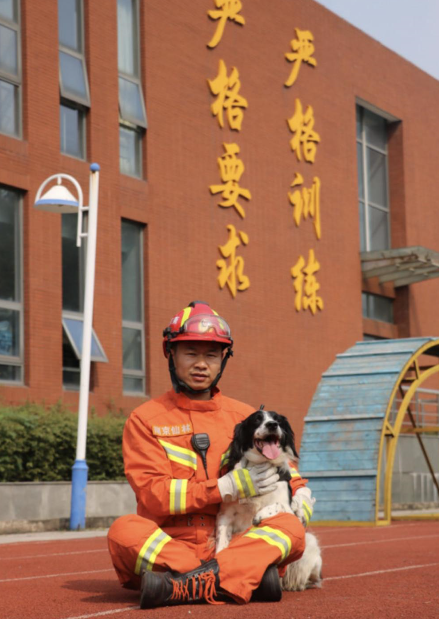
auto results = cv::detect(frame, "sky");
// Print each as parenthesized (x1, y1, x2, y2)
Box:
(314, 0, 439, 81)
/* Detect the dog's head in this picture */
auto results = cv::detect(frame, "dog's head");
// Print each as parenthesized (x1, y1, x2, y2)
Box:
(226, 409, 299, 470)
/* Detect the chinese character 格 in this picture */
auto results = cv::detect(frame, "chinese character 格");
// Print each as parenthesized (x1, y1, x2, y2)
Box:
(208, 59, 248, 131)
(284, 28, 317, 87)
(288, 173, 321, 239)
(210, 143, 251, 219)
(217, 224, 250, 298)
(207, 0, 245, 49)
(291, 249, 324, 315)
(287, 99, 320, 163)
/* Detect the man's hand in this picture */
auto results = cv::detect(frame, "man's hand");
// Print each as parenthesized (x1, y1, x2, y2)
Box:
(218, 463, 279, 502)
(292, 487, 316, 527)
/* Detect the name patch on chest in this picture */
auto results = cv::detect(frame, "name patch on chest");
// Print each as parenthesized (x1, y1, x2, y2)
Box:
(152, 423, 193, 437)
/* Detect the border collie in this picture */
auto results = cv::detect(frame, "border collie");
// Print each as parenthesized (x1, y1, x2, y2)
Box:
(216, 409, 322, 592)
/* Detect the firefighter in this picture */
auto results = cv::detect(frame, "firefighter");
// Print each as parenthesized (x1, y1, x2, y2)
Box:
(107, 301, 312, 607)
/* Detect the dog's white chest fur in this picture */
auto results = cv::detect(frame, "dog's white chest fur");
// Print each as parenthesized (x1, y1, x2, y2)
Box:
(216, 459, 293, 553)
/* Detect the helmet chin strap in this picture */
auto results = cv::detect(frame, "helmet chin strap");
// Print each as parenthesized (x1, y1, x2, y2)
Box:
(168, 348, 233, 395)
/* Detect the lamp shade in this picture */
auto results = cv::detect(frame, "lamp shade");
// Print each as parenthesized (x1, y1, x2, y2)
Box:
(34, 184, 80, 214)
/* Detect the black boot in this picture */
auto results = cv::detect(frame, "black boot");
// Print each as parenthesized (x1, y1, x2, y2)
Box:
(140, 559, 231, 608)
(251, 565, 282, 602)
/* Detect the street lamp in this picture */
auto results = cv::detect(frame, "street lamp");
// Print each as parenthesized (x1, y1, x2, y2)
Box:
(34, 163, 100, 530)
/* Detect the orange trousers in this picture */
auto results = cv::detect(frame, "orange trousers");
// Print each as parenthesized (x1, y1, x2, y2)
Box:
(108, 512, 305, 604)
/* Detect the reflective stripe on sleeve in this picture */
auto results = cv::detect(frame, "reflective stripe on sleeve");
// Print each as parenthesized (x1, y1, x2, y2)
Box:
(232, 468, 257, 498)
(170, 479, 188, 514)
(158, 439, 197, 470)
(220, 448, 230, 469)
(290, 466, 302, 478)
(303, 501, 312, 524)
(244, 525, 292, 562)
(134, 528, 172, 575)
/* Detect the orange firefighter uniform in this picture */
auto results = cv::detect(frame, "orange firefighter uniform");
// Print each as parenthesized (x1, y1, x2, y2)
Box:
(107, 388, 308, 604)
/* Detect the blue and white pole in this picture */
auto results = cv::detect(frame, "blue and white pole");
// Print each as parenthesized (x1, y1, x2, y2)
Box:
(70, 163, 100, 530)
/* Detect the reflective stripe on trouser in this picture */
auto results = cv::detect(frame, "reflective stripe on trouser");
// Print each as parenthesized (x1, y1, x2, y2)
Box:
(216, 512, 305, 604)
(107, 514, 212, 588)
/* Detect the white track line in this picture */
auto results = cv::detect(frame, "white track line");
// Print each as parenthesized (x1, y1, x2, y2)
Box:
(321, 533, 439, 549)
(61, 608, 139, 619)
(0, 549, 108, 561)
(0, 568, 114, 583)
(325, 562, 439, 581)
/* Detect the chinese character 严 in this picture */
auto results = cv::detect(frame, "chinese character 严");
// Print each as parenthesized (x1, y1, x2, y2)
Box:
(288, 173, 321, 239)
(208, 59, 248, 131)
(284, 28, 317, 87)
(207, 0, 245, 49)
(287, 99, 320, 163)
(210, 143, 251, 219)
(217, 224, 250, 298)
(291, 249, 324, 314)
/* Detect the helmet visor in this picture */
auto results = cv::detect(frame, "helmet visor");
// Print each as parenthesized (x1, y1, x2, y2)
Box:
(181, 314, 231, 340)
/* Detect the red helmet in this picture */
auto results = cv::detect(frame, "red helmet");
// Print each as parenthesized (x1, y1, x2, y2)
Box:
(162, 301, 233, 357)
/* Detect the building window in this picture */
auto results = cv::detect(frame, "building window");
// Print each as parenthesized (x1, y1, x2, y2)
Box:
(0, 0, 21, 137)
(61, 214, 107, 389)
(357, 106, 390, 252)
(117, 0, 147, 177)
(58, 0, 90, 159)
(0, 187, 23, 383)
(121, 220, 146, 393)
(362, 293, 393, 324)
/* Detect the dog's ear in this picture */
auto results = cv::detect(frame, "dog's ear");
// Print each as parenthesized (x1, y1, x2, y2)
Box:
(279, 414, 299, 460)
(226, 421, 246, 471)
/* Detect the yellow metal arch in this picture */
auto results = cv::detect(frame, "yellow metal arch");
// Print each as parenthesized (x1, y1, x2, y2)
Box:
(375, 339, 439, 524)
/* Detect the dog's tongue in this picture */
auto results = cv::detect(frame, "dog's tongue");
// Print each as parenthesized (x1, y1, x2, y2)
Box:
(262, 441, 280, 460)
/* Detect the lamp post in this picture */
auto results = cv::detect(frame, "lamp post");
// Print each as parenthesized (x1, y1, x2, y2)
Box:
(34, 163, 100, 530)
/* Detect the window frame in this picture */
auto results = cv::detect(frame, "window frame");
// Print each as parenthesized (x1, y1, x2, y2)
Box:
(0, 0, 22, 138)
(121, 220, 146, 395)
(58, 0, 89, 160)
(357, 106, 391, 252)
(117, 0, 147, 178)
(0, 188, 24, 384)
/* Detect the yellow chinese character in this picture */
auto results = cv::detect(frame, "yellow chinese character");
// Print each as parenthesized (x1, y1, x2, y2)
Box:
(287, 99, 320, 163)
(207, 0, 245, 48)
(291, 249, 323, 315)
(288, 173, 321, 239)
(210, 143, 251, 219)
(284, 29, 317, 87)
(217, 224, 250, 298)
(208, 59, 248, 131)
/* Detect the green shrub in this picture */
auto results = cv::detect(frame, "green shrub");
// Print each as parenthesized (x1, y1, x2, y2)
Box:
(0, 403, 126, 482)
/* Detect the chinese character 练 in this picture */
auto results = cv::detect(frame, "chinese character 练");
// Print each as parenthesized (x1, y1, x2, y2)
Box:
(291, 249, 324, 314)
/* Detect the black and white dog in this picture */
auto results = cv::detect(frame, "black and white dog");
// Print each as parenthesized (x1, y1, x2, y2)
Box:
(216, 409, 322, 591)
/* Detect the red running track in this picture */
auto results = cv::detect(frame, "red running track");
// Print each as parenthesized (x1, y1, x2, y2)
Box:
(1, 521, 439, 619)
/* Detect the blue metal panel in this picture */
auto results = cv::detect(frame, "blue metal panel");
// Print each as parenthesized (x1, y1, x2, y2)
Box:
(299, 337, 437, 522)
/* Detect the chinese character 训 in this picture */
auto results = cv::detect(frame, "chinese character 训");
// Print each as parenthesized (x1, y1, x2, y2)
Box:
(287, 99, 320, 163)
(171, 426, 180, 435)
(207, 0, 245, 49)
(217, 224, 250, 297)
(210, 143, 251, 218)
(284, 28, 317, 87)
(208, 59, 248, 131)
(288, 173, 321, 239)
(291, 249, 324, 314)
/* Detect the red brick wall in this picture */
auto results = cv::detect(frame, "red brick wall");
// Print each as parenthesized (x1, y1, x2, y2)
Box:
(2, 0, 439, 445)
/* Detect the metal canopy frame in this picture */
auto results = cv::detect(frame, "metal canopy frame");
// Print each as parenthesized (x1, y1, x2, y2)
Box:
(361, 246, 439, 287)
